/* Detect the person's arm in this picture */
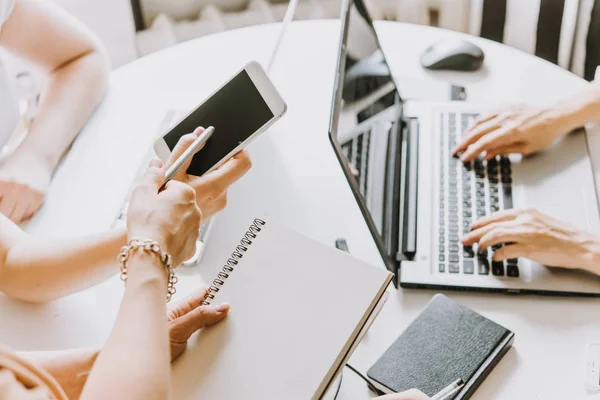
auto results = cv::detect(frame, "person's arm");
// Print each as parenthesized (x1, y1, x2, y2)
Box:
(462, 208, 600, 276)
(549, 80, 600, 131)
(81, 252, 172, 400)
(81, 161, 201, 400)
(0, 214, 126, 303)
(0, 0, 109, 223)
(18, 349, 99, 400)
(0, 130, 250, 303)
(1, 0, 109, 168)
(17, 290, 229, 400)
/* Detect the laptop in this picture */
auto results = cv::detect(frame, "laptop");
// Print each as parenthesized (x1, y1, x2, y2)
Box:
(328, 0, 600, 295)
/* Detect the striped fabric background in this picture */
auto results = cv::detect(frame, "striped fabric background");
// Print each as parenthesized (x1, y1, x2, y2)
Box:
(468, 0, 600, 80)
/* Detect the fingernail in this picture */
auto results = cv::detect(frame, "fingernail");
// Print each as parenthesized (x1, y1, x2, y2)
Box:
(150, 159, 163, 168)
(215, 303, 229, 312)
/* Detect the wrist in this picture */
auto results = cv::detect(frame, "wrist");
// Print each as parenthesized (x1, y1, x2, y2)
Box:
(14, 127, 63, 171)
(126, 233, 171, 264)
(579, 235, 600, 275)
(552, 84, 600, 132)
(127, 229, 168, 251)
(126, 249, 169, 283)
(543, 104, 583, 136)
(6, 145, 55, 172)
(119, 239, 178, 301)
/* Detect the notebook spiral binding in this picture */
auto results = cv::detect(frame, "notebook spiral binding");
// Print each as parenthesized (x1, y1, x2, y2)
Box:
(201, 218, 266, 306)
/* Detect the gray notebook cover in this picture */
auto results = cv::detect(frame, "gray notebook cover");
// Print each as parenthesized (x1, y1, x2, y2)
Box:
(367, 294, 514, 399)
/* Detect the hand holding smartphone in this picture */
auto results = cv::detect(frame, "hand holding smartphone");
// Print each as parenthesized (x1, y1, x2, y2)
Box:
(160, 126, 214, 190)
(154, 61, 287, 177)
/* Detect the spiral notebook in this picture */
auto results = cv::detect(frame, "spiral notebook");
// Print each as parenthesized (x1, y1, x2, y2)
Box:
(171, 219, 393, 400)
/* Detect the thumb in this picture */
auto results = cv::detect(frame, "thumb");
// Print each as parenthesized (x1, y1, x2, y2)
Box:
(141, 159, 165, 190)
(166, 127, 205, 181)
(169, 303, 229, 340)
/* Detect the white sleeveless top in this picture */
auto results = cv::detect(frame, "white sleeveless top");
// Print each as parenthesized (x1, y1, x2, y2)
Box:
(0, 0, 18, 151)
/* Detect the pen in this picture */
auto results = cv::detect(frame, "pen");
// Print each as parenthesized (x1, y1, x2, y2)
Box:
(430, 378, 464, 400)
(161, 126, 215, 189)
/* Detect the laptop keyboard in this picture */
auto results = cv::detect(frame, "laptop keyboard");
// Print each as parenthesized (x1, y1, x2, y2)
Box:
(438, 112, 519, 278)
(342, 129, 372, 197)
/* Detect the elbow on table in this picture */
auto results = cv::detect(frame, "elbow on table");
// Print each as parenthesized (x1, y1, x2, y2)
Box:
(79, 44, 111, 100)
(0, 273, 65, 304)
(54, 39, 111, 103)
(0, 286, 63, 304)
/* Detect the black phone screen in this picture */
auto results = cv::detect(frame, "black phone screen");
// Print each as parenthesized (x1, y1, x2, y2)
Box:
(163, 70, 274, 176)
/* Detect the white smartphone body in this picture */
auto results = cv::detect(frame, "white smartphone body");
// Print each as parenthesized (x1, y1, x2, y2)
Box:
(154, 61, 287, 177)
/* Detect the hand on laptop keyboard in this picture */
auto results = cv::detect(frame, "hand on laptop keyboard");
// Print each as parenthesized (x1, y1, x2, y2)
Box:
(462, 208, 600, 275)
(439, 113, 517, 277)
(451, 104, 572, 162)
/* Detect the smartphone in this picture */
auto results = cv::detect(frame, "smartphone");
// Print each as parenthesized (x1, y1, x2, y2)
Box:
(154, 61, 287, 176)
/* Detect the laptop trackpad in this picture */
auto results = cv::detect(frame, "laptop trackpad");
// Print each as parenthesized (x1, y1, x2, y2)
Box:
(515, 131, 597, 231)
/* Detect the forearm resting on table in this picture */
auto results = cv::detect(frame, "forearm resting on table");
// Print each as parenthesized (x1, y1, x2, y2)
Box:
(14, 49, 109, 170)
(548, 80, 600, 132)
(0, 227, 126, 302)
(19, 348, 99, 400)
(81, 252, 171, 400)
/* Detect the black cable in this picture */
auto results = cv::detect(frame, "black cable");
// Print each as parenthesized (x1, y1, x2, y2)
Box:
(333, 370, 344, 400)
(346, 363, 383, 395)
(333, 364, 384, 399)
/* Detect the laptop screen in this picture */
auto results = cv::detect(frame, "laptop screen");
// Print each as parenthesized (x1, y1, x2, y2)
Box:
(329, 0, 404, 270)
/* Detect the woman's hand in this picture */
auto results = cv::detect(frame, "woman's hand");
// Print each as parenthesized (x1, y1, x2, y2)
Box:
(84, 161, 201, 400)
(462, 208, 600, 274)
(0, 0, 109, 225)
(452, 104, 572, 162)
(375, 389, 429, 400)
(167, 287, 230, 361)
(165, 127, 252, 222)
(0, 154, 51, 224)
(127, 159, 202, 267)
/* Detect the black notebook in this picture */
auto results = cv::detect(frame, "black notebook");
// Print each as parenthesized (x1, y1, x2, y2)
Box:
(367, 294, 514, 399)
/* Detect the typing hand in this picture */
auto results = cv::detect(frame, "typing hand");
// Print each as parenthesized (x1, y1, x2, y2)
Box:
(167, 287, 229, 361)
(165, 127, 252, 222)
(0, 154, 50, 224)
(452, 104, 570, 162)
(462, 208, 600, 274)
(375, 389, 429, 400)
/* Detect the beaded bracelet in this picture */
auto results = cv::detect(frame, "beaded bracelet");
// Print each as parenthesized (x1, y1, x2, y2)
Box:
(118, 239, 178, 302)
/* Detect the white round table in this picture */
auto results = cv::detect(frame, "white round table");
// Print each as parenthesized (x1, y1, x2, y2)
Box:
(2, 20, 600, 400)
